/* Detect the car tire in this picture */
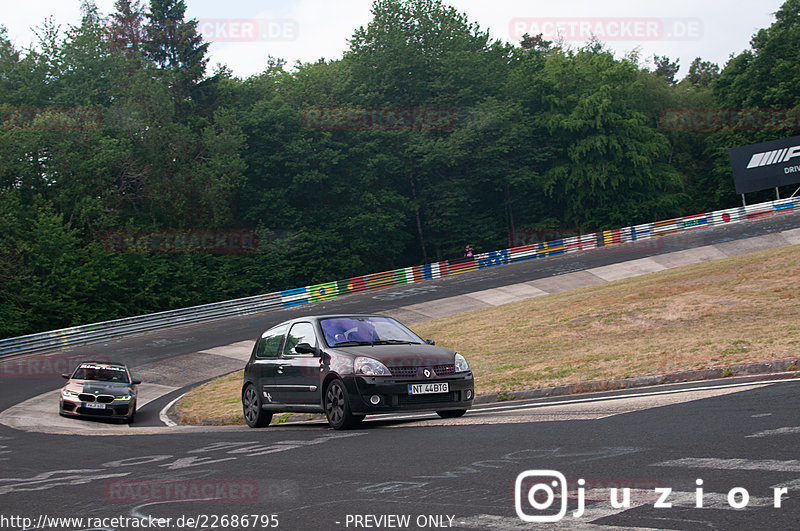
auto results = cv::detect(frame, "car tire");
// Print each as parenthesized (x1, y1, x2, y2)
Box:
(243, 384, 273, 428)
(126, 405, 136, 424)
(324, 379, 360, 430)
(436, 409, 467, 419)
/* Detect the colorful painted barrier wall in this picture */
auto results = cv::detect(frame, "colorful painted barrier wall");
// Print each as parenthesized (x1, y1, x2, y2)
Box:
(280, 197, 799, 308)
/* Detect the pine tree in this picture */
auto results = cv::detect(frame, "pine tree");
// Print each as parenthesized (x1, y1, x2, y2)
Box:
(143, 0, 208, 85)
(107, 0, 146, 62)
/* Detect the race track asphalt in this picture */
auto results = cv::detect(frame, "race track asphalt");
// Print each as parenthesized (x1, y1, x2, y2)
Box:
(1, 210, 800, 529)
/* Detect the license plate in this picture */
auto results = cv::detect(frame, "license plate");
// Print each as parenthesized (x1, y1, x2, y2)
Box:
(408, 383, 449, 395)
(84, 402, 105, 409)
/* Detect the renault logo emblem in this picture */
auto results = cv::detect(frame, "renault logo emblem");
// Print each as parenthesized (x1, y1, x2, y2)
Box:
(423, 368, 432, 378)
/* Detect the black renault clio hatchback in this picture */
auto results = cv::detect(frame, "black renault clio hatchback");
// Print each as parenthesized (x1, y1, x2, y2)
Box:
(242, 314, 474, 429)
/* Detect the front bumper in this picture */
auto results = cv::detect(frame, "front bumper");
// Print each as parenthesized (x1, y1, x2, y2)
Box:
(60, 398, 135, 420)
(344, 373, 474, 414)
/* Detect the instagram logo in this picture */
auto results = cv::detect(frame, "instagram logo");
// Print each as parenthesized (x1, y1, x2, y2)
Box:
(514, 470, 568, 522)
(512, 471, 787, 522)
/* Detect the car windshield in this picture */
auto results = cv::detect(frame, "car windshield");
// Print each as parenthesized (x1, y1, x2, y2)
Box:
(71, 365, 130, 383)
(320, 316, 423, 347)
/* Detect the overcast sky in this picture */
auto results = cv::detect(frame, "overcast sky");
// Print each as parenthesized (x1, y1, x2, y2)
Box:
(1, 0, 786, 79)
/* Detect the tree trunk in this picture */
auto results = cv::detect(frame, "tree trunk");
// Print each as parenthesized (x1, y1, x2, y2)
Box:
(408, 168, 427, 262)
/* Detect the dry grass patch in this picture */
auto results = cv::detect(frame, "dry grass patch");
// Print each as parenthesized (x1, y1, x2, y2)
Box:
(172, 370, 245, 425)
(413, 245, 800, 395)
(175, 244, 800, 423)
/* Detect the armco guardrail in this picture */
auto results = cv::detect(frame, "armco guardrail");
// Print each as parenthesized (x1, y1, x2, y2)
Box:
(1, 197, 799, 359)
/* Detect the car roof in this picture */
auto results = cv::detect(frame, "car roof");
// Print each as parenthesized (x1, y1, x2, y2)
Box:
(284, 314, 390, 324)
(300, 314, 383, 319)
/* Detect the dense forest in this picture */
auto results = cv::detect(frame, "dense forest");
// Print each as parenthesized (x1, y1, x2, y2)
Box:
(2, 0, 799, 337)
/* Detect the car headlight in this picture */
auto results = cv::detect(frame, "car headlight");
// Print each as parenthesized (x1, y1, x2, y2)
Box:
(114, 394, 132, 401)
(354, 357, 392, 376)
(454, 353, 470, 373)
(61, 389, 79, 399)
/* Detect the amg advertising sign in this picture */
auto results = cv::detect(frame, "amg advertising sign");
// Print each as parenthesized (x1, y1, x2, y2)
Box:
(728, 135, 800, 194)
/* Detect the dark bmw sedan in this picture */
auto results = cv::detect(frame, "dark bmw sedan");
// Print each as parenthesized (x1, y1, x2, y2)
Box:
(59, 361, 140, 423)
(242, 314, 474, 429)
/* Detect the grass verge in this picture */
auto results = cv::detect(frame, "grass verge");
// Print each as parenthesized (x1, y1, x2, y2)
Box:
(173, 244, 800, 425)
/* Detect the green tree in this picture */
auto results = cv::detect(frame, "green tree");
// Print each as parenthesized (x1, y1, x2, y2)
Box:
(519, 33, 552, 53)
(534, 45, 685, 227)
(652, 55, 680, 86)
(343, 0, 511, 260)
(143, 0, 208, 88)
(716, 0, 800, 108)
(107, 0, 146, 62)
(685, 58, 719, 88)
(0, 189, 29, 336)
(709, 0, 800, 205)
(346, 0, 502, 106)
(0, 26, 23, 103)
(6, 0, 794, 337)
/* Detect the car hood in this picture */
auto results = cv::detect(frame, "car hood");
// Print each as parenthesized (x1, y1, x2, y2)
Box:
(328, 343, 458, 366)
(65, 380, 135, 396)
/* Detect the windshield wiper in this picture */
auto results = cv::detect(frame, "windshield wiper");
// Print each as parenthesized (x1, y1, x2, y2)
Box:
(332, 339, 422, 347)
(332, 340, 374, 347)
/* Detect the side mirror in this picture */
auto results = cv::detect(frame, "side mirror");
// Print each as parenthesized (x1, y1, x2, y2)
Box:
(425, 339, 435, 345)
(294, 342, 319, 355)
(131, 379, 142, 385)
(61, 373, 70, 379)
